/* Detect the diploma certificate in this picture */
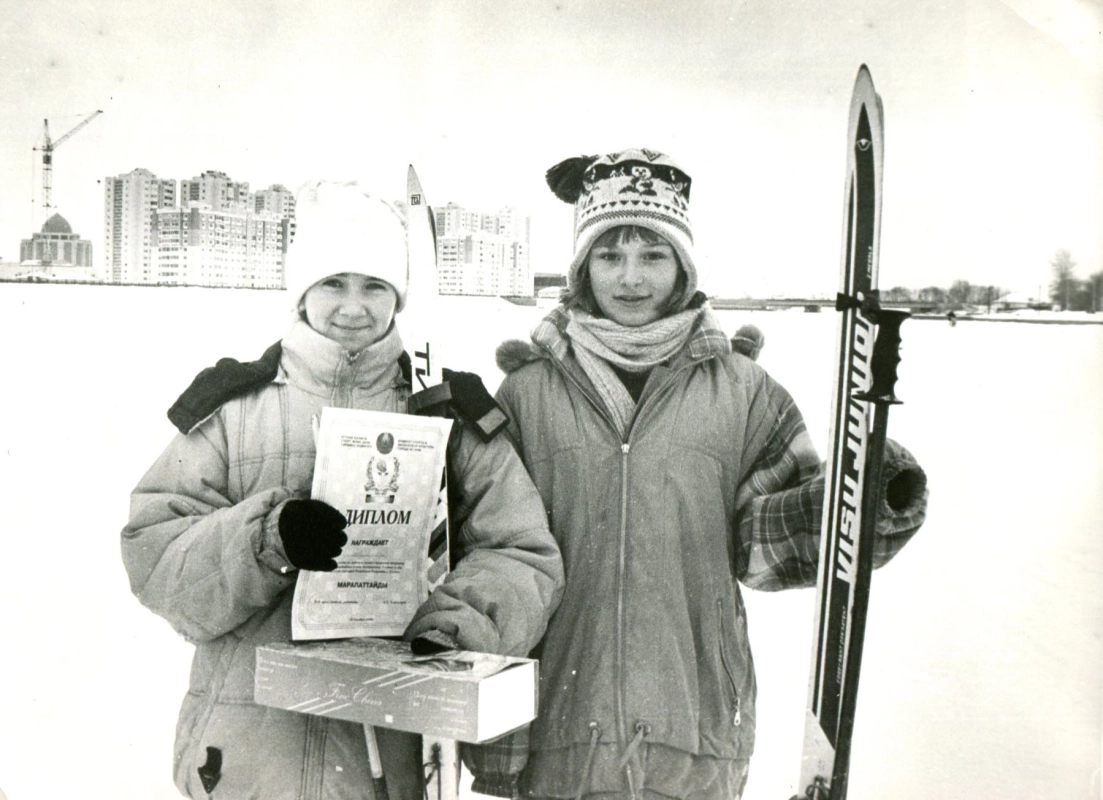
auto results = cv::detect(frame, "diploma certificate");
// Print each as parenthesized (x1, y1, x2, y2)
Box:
(292, 407, 452, 640)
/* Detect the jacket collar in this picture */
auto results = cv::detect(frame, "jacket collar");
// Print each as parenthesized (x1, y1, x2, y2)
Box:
(279, 319, 407, 395)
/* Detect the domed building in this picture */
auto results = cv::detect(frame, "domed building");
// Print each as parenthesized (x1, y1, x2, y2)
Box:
(16, 213, 94, 277)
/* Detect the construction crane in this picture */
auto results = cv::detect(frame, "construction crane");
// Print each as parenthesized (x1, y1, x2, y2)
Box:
(34, 109, 103, 213)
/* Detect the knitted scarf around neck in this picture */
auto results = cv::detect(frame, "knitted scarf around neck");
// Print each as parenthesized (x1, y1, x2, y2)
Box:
(565, 307, 703, 436)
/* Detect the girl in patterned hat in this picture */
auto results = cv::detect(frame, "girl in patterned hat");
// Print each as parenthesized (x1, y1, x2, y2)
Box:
(465, 149, 930, 799)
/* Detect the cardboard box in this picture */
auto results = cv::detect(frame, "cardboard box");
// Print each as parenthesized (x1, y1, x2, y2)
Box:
(255, 637, 537, 743)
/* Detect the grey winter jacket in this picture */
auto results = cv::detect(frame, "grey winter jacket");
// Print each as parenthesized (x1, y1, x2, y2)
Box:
(484, 307, 926, 799)
(122, 320, 564, 800)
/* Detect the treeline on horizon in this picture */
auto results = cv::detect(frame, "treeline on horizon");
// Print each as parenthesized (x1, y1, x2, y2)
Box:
(883, 249, 1101, 312)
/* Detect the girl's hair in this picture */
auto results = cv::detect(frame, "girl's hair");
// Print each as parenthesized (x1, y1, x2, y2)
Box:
(562, 225, 688, 317)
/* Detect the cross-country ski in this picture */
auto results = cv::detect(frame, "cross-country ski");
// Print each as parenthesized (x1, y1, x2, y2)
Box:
(791, 64, 912, 800)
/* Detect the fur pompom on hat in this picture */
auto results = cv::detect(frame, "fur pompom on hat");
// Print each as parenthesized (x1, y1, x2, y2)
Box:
(284, 180, 409, 312)
(546, 148, 697, 310)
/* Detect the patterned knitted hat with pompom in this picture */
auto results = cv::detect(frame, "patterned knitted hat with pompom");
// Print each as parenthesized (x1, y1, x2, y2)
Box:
(546, 148, 696, 309)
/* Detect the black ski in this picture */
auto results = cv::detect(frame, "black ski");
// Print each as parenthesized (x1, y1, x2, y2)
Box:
(791, 65, 909, 800)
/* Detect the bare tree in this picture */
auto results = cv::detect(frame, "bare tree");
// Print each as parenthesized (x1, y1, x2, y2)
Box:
(918, 286, 947, 305)
(883, 286, 914, 302)
(967, 285, 1003, 312)
(1049, 249, 1077, 310)
(948, 279, 972, 307)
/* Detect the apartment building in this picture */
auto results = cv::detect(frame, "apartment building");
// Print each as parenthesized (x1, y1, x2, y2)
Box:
(155, 204, 285, 288)
(179, 170, 251, 212)
(104, 170, 293, 287)
(103, 168, 177, 283)
(433, 202, 532, 296)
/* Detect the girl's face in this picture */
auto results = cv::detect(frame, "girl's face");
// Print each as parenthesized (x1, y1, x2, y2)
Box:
(302, 273, 397, 354)
(587, 230, 681, 326)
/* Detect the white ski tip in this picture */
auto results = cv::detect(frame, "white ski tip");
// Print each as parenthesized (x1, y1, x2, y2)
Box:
(407, 165, 424, 205)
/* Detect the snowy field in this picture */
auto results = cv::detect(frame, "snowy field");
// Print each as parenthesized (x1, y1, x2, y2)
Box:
(0, 283, 1100, 800)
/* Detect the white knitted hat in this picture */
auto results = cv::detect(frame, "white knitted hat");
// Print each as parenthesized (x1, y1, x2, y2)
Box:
(285, 180, 408, 312)
(546, 148, 696, 310)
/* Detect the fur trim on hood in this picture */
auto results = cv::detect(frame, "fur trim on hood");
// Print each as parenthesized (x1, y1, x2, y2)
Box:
(496, 339, 544, 374)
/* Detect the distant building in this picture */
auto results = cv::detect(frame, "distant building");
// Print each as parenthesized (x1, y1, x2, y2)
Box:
(254, 184, 297, 261)
(15, 213, 95, 281)
(104, 170, 294, 287)
(534, 272, 567, 292)
(155, 204, 285, 288)
(254, 184, 296, 218)
(433, 203, 532, 296)
(180, 170, 251, 212)
(104, 168, 177, 283)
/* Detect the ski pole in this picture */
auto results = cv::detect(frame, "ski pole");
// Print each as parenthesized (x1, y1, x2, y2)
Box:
(364, 724, 390, 800)
(423, 736, 461, 800)
(829, 307, 909, 800)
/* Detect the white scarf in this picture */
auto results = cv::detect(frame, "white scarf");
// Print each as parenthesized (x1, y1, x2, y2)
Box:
(565, 307, 702, 436)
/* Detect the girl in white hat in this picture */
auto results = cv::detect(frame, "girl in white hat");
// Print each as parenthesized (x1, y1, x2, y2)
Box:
(122, 180, 563, 800)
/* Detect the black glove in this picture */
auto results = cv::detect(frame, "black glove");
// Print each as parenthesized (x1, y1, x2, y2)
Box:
(277, 499, 348, 571)
(885, 467, 925, 512)
(440, 369, 510, 441)
(410, 630, 459, 655)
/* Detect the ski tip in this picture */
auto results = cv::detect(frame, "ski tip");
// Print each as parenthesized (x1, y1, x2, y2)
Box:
(407, 165, 424, 204)
(854, 64, 875, 92)
(849, 65, 882, 133)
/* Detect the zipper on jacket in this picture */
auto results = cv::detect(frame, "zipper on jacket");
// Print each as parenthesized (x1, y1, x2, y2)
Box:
(331, 348, 365, 408)
(547, 346, 720, 745)
(717, 599, 742, 726)
(615, 442, 631, 747)
(277, 383, 290, 489)
(611, 358, 712, 747)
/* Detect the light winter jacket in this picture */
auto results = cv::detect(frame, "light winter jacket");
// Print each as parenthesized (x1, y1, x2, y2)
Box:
(482, 307, 927, 799)
(122, 320, 564, 800)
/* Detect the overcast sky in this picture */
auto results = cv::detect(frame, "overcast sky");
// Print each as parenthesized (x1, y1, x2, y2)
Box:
(1, 0, 1099, 298)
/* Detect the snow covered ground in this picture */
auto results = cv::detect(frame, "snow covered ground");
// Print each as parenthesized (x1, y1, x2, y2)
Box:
(0, 284, 1099, 800)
